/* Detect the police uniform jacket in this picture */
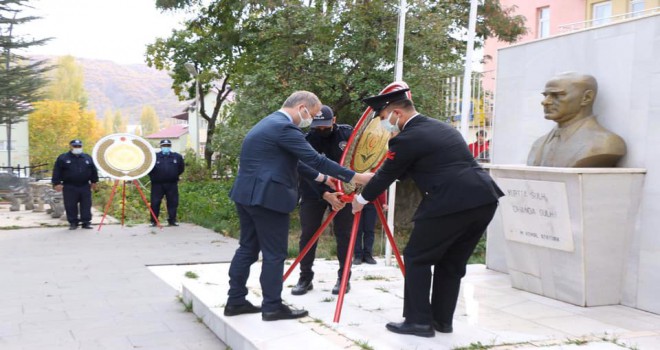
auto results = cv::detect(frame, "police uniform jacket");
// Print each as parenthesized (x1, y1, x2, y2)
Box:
(230, 111, 355, 214)
(298, 124, 352, 201)
(148, 152, 185, 184)
(52, 151, 99, 186)
(361, 115, 503, 220)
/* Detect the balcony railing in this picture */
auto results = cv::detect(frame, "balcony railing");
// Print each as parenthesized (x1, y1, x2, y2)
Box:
(558, 6, 660, 33)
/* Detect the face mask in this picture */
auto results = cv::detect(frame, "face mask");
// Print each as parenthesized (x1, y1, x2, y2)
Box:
(71, 148, 83, 155)
(161, 147, 171, 154)
(297, 110, 312, 128)
(380, 111, 400, 133)
(316, 128, 332, 138)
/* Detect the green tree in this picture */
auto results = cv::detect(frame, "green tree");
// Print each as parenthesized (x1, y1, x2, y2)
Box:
(0, 0, 51, 166)
(102, 109, 113, 135)
(139, 105, 160, 136)
(44, 55, 88, 109)
(112, 110, 126, 133)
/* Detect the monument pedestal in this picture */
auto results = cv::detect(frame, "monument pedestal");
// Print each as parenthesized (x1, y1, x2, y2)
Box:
(485, 165, 645, 306)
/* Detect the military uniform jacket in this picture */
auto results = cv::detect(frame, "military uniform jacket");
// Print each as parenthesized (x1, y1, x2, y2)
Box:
(361, 115, 503, 220)
(298, 124, 352, 201)
(52, 151, 99, 186)
(148, 152, 185, 184)
(230, 111, 355, 214)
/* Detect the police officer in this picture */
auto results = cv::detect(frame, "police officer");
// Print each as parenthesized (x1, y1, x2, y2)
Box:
(148, 139, 185, 227)
(353, 88, 503, 337)
(52, 139, 99, 230)
(292, 105, 356, 296)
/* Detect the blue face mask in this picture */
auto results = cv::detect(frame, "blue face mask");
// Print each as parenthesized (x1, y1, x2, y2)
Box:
(380, 111, 400, 133)
(161, 147, 171, 154)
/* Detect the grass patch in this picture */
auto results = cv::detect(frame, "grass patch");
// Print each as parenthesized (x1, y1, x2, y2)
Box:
(184, 271, 199, 279)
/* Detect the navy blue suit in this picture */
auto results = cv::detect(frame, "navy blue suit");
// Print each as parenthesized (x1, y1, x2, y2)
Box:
(227, 111, 355, 312)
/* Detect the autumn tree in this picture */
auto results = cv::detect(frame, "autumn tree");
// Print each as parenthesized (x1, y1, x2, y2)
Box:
(140, 105, 160, 136)
(111, 111, 127, 133)
(28, 100, 102, 172)
(44, 55, 88, 109)
(0, 0, 51, 166)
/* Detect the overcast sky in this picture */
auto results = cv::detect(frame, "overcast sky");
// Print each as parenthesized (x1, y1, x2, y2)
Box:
(16, 0, 191, 64)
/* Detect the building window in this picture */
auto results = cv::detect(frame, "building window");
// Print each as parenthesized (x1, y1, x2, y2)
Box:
(593, 1, 612, 26)
(631, 0, 644, 17)
(538, 7, 550, 38)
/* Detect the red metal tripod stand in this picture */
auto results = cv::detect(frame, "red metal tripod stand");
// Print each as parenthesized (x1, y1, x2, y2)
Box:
(96, 179, 162, 231)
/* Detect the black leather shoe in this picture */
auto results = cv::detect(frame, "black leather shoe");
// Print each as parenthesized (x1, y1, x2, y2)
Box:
(363, 254, 377, 265)
(81, 222, 93, 229)
(149, 222, 158, 227)
(224, 301, 261, 316)
(331, 279, 350, 295)
(386, 321, 435, 337)
(69, 223, 78, 230)
(168, 221, 179, 227)
(352, 257, 362, 265)
(433, 321, 453, 333)
(262, 304, 308, 321)
(291, 279, 313, 296)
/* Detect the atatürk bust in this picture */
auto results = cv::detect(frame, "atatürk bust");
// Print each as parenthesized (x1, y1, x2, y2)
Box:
(527, 72, 626, 167)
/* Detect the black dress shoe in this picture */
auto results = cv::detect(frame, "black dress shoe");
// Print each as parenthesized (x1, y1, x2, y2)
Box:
(291, 279, 313, 296)
(168, 221, 179, 227)
(69, 224, 78, 230)
(363, 254, 377, 265)
(149, 222, 158, 227)
(352, 256, 362, 265)
(262, 304, 308, 321)
(81, 222, 93, 229)
(331, 279, 350, 295)
(386, 321, 435, 338)
(433, 321, 453, 333)
(224, 301, 262, 316)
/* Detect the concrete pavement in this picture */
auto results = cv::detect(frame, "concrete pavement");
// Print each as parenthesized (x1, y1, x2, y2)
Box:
(0, 214, 237, 350)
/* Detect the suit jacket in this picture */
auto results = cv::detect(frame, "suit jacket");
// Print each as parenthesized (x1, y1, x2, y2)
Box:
(527, 116, 626, 167)
(361, 115, 503, 220)
(230, 111, 355, 214)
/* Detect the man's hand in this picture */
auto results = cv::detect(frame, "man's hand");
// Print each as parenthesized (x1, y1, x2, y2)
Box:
(381, 204, 389, 212)
(324, 175, 337, 188)
(352, 197, 365, 214)
(54, 184, 63, 192)
(351, 172, 374, 186)
(323, 192, 346, 211)
(90, 183, 98, 192)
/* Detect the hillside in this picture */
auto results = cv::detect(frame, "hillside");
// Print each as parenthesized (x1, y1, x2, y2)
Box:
(79, 58, 185, 124)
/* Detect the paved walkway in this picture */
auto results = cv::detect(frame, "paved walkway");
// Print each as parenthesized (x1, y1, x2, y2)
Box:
(0, 205, 237, 350)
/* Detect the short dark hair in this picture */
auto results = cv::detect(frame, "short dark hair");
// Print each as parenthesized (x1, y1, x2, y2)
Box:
(387, 98, 414, 111)
(476, 130, 488, 137)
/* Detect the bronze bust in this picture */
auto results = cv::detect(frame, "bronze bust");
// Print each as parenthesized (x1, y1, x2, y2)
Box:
(527, 72, 626, 167)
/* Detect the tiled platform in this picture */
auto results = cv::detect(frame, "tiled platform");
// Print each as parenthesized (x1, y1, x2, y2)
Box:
(150, 260, 660, 350)
(0, 203, 118, 228)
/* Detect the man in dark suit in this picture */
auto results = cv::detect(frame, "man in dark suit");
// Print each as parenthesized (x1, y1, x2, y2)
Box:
(352, 88, 503, 337)
(148, 139, 185, 227)
(225, 91, 373, 322)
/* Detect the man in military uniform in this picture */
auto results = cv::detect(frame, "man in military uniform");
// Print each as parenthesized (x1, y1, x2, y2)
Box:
(148, 139, 185, 227)
(292, 105, 355, 296)
(353, 88, 503, 337)
(52, 139, 99, 230)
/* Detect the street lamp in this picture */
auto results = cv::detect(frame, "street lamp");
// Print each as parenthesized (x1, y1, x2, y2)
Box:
(184, 62, 201, 156)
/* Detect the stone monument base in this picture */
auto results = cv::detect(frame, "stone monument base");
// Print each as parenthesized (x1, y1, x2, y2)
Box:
(485, 165, 645, 307)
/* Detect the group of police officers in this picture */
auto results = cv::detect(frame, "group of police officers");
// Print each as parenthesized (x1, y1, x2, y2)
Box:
(51, 139, 184, 229)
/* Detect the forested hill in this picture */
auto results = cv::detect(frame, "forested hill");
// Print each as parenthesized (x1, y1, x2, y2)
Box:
(79, 58, 183, 123)
(40, 56, 185, 124)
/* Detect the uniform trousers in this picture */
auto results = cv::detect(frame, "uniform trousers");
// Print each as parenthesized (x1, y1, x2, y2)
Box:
(298, 199, 352, 281)
(227, 203, 289, 313)
(354, 203, 376, 259)
(62, 184, 92, 225)
(150, 182, 179, 222)
(402, 202, 498, 325)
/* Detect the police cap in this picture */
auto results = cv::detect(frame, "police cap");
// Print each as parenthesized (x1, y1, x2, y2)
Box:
(160, 139, 172, 146)
(362, 88, 410, 114)
(70, 139, 83, 147)
(310, 105, 334, 127)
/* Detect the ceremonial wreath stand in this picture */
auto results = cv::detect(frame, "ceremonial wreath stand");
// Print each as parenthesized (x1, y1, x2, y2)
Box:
(283, 82, 412, 323)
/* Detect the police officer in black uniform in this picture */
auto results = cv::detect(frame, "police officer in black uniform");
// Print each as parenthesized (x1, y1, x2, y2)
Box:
(148, 139, 185, 226)
(292, 105, 355, 296)
(353, 88, 504, 337)
(52, 139, 99, 230)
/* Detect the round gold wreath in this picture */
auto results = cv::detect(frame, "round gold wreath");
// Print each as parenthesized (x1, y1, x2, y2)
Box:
(92, 134, 156, 180)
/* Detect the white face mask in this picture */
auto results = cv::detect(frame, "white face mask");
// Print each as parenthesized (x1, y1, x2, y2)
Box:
(297, 108, 312, 128)
(72, 148, 83, 155)
(380, 111, 400, 133)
